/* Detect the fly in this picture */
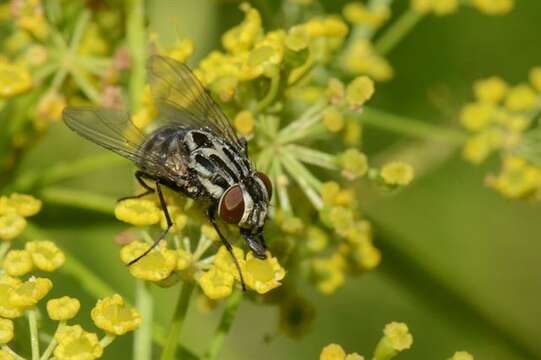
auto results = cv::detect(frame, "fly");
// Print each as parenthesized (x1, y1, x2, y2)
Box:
(62, 55, 273, 290)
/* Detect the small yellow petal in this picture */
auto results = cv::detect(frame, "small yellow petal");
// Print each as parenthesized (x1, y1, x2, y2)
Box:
(26, 240, 65, 272)
(91, 294, 142, 335)
(449, 351, 474, 360)
(2, 250, 33, 277)
(380, 161, 415, 186)
(0, 212, 27, 241)
(0, 61, 32, 98)
(120, 241, 178, 282)
(54, 325, 103, 360)
(9, 277, 53, 309)
(47, 296, 81, 321)
(0, 318, 14, 344)
(115, 199, 161, 226)
(244, 251, 286, 294)
(346, 76, 375, 108)
(383, 322, 413, 351)
(196, 266, 234, 300)
(320, 343, 346, 360)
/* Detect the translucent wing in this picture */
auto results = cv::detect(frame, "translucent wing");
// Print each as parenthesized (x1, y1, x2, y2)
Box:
(63, 107, 174, 178)
(147, 55, 245, 152)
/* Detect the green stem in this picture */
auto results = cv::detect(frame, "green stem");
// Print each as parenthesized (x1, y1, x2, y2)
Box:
(359, 107, 467, 144)
(160, 281, 195, 360)
(134, 281, 153, 360)
(10, 153, 123, 192)
(278, 102, 325, 144)
(205, 290, 243, 360)
(99, 334, 116, 348)
(280, 152, 324, 209)
(40, 322, 64, 360)
(28, 309, 40, 360)
(284, 144, 338, 170)
(70, 66, 102, 104)
(38, 187, 116, 215)
(69, 10, 91, 53)
(374, 9, 424, 56)
(255, 70, 281, 113)
(126, 0, 147, 111)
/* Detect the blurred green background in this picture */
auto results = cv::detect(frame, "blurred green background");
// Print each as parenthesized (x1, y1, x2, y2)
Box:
(19, 1, 541, 359)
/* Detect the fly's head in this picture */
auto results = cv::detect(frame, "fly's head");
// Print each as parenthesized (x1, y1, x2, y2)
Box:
(217, 171, 273, 259)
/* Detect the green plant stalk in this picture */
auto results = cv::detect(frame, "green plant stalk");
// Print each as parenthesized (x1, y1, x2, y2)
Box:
(126, 0, 147, 111)
(359, 107, 467, 145)
(134, 281, 153, 360)
(38, 187, 116, 215)
(40, 321, 64, 360)
(1, 346, 25, 360)
(70, 66, 102, 104)
(161, 281, 195, 360)
(374, 8, 424, 55)
(28, 309, 40, 360)
(255, 70, 281, 113)
(206, 290, 243, 360)
(285, 144, 338, 170)
(0, 242, 10, 261)
(99, 335, 116, 348)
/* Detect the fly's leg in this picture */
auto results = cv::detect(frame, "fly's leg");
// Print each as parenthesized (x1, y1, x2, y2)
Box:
(118, 171, 155, 202)
(208, 203, 247, 291)
(128, 179, 173, 266)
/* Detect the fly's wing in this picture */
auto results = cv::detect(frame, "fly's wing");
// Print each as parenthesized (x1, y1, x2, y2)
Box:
(63, 107, 175, 178)
(147, 55, 245, 153)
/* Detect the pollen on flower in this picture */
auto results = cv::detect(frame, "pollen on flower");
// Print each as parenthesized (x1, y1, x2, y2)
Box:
(411, 0, 459, 15)
(459, 102, 495, 131)
(244, 251, 286, 294)
(91, 294, 142, 335)
(0, 193, 42, 217)
(449, 351, 474, 360)
(120, 241, 178, 281)
(9, 277, 53, 309)
(47, 296, 81, 321)
(383, 322, 413, 351)
(474, 77, 508, 103)
(0, 212, 27, 241)
(234, 110, 255, 136)
(504, 84, 537, 111)
(54, 325, 103, 360)
(2, 250, 33, 277)
(343, 2, 390, 29)
(472, 0, 514, 15)
(380, 161, 415, 186)
(177, 249, 193, 271)
(323, 107, 345, 133)
(196, 266, 234, 300)
(320, 343, 346, 360)
(0, 275, 24, 319)
(338, 148, 368, 180)
(114, 199, 161, 226)
(346, 76, 375, 108)
(0, 60, 32, 98)
(0, 318, 14, 344)
(312, 253, 346, 294)
(25, 240, 65, 272)
(213, 245, 245, 281)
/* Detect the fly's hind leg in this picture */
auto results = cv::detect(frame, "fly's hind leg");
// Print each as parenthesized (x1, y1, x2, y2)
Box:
(208, 203, 247, 291)
(118, 170, 155, 202)
(128, 179, 173, 266)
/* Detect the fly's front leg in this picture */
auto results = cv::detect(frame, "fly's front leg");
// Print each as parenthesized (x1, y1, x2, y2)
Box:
(118, 171, 155, 202)
(208, 203, 246, 291)
(128, 179, 173, 266)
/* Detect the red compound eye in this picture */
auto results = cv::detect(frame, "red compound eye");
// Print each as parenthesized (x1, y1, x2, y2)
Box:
(256, 172, 272, 200)
(219, 185, 245, 224)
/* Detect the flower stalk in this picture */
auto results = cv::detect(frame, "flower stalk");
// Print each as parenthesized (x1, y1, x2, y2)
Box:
(134, 281, 153, 360)
(161, 281, 195, 360)
(206, 290, 243, 360)
(28, 309, 40, 360)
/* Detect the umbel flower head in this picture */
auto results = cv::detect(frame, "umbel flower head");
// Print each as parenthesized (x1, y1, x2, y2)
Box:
(54, 325, 103, 360)
(91, 294, 142, 335)
(47, 296, 81, 321)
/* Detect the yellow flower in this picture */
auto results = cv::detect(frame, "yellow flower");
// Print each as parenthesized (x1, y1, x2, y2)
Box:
(354, 241, 381, 270)
(9, 277, 53, 309)
(474, 77, 508, 104)
(487, 156, 541, 199)
(167, 38, 195, 63)
(411, 0, 458, 15)
(0, 318, 14, 344)
(201, 224, 219, 242)
(213, 245, 245, 281)
(384, 322, 413, 351)
(196, 266, 234, 300)
(472, 0, 514, 15)
(177, 249, 193, 271)
(244, 252, 286, 294)
(327, 206, 355, 237)
(449, 351, 474, 360)
(0, 275, 24, 319)
(306, 226, 328, 253)
(323, 107, 344, 133)
(346, 76, 375, 108)
(25, 240, 65, 271)
(0, 212, 27, 241)
(530, 67, 541, 92)
(120, 241, 178, 281)
(340, 39, 393, 81)
(2, 250, 33, 277)
(504, 84, 537, 111)
(91, 294, 142, 335)
(34, 92, 67, 130)
(47, 296, 81, 321)
(345, 354, 364, 360)
(0, 193, 42, 217)
(320, 343, 346, 360)
(459, 102, 495, 131)
(115, 199, 161, 226)
(462, 132, 497, 164)
(380, 161, 415, 186)
(222, 3, 262, 53)
(54, 325, 103, 360)
(281, 217, 304, 234)
(343, 2, 390, 29)
(0, 350, 14, 360)
(338, 149, 368, 180)
(234, 110, 255, 136)
(0, 60, 32, 98)
(285, 25, 309, 52)
(312, 253, 346, 294)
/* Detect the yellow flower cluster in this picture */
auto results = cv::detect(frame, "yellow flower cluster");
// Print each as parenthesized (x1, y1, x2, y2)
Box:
(0, 193, 41, 241)
(411, 0, 514, 15)
(320, 343, 364, 360)
(0, 275, 52, 318)
(460, 70, 541, 199)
